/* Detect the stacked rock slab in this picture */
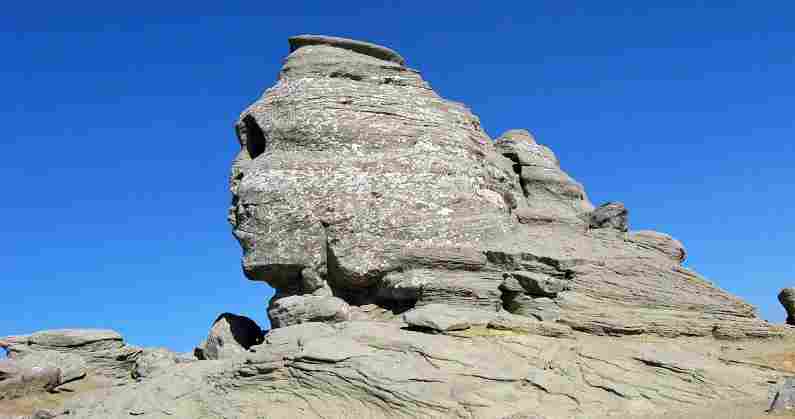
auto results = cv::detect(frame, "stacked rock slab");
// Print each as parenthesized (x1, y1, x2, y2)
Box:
(228, 35, 777, 340)
(1, 329, 141, 383)
(494, 129, 593, 226)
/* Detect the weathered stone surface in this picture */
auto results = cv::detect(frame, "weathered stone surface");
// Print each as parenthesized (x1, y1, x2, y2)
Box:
(769, 376, 795, 413)
(589, 201, 629, 231)
(628, 230, 687, 263)
(508, 271, 568, 297)
(495, 129, 592, 226)
(402, 304, 496, 332)
(0, 359, 61, 400)
(59, 321, 788, 419)
(268, 295, 351, 328)
(132, 348, 179, 380)
(779, 288, 795, 326)
(288, 34, 406, 65)
(504, 294, 562, 322)
(227, 34, 776, 343)
(12, 350, 85, 384)
(194, 313, 264, 360)
(488, 311, 572, 338)
(229, 33, 520, 329)
(1, 329, 140, 382)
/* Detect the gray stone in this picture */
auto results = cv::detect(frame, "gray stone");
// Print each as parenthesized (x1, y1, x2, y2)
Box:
(488, 311, 572, 338)
(779, 288, 795, 326)
(402, 304, 473, 332)
(508, 271, 568, 297)
(13, 349, 85, 384)
(504, 294, 561, 322)
(1, 329, 141, 382)
(42, 34, 787, 419)
(288, 34, 406, 65)
(268, 295, 351, 328)
(194, 313, 264, 360)
(589, 201, 629, 231)
(226, 34, 776, 342)
(132, 348, 178, 380)
(628, 230, 687, 263)
(770, 376, 795, 413)
(495, 129, 593, 226)
(0, 359, 61, 400)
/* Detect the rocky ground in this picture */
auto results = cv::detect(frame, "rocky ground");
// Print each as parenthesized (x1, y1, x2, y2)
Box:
(2, 35, 793, 418)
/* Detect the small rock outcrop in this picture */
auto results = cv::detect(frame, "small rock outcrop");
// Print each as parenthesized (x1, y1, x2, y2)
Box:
(779, 288, 795, 325)
(495, 129, 593, 226)
(770, 376, 795, 413)
(132, 347, 182, 380)
(628, 230, 687, 263)
(194, 313, 264, 360)
(1, 329, 141, 383)
(589, 201, 629, 231)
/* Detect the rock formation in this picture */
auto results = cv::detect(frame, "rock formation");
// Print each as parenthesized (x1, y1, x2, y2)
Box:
(228, 34, 773, 340)
(193, 313, 264, 360)
(778, 287, 795, 325)
(3, 35, 789, 418)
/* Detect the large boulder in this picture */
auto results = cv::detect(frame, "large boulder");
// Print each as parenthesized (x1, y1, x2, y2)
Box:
(194, 313, 264, 360)
(779, 288, 795, 326)
(0, 359, 61, 400)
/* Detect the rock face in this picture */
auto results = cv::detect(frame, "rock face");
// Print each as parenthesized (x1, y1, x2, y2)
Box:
(194, 313, 264, 360)
(778, 288, 795, 325)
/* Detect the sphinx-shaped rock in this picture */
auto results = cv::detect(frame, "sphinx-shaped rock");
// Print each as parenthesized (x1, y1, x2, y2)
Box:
(230, 34, 522, 326)
(229, 35, 776, 340)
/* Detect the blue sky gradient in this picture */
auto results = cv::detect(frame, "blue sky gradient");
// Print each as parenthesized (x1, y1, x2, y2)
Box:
(2, 1, 793, 352)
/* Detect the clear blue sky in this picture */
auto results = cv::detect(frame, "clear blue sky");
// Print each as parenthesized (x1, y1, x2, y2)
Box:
(2, 2, 793, 353)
